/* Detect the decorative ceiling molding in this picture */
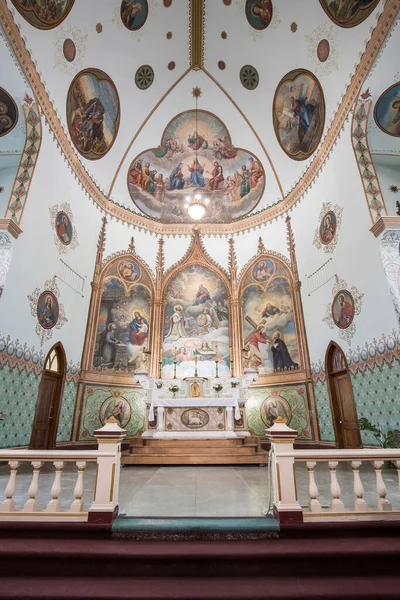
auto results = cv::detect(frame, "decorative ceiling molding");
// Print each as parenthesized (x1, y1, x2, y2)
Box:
(1, 0, 399, 236)
(189, 0, 204, 70)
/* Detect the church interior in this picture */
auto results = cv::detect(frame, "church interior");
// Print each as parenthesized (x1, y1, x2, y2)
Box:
(0, 0, 400, 597)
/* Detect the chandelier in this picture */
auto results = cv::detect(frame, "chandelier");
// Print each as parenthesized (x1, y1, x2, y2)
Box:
(185, 87, 209, 221)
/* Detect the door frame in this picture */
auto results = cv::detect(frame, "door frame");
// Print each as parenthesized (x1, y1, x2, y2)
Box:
(325, 340, 360, 448)
(29, 342, 66, 449)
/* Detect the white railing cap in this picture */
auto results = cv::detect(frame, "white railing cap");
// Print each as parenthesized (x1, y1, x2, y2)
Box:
(266, 416, 298, 439)
(94, 417, 127, 438)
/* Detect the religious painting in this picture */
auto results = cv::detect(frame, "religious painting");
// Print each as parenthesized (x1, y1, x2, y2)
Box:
(0, 88, 18, 138)
(317, 39, 330, 63)
(118, 259, 140, 283)
(127, 110, 265, 223)
(93, 277, 150, 373)
(331, 290, 354, 329)
(10, 0, 75, 29)
(273, 70, 325, 161)
(67, 69, 120, 160)
(100, 396, 131, 428)
(252, 259, 274, 282)
(261, 395, 291, 427)
(36, 291, 59, 330)
(245, 0, 273, 30)
(162, 265, 230, 378)
(63, 38, 76, 62)
(319, 211, 337, 245)
(120, 0, 148, 31)
(181, 408, 209, 429)
(319, 0, 379, 28)
(55, 211, 73, 245)
(374, 82, 400, 138)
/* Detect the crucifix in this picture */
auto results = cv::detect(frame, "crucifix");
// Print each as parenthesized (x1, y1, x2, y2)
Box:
(194, 354, 199, 378)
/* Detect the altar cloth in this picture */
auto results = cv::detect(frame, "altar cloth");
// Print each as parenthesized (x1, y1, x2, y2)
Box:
(149, 397, 241, 421)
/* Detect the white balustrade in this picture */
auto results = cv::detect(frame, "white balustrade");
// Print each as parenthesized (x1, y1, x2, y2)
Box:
(46, 461, 64, 512)
(306, 461, 321, 512)
(328, 461, 344, 512)
(23, 461, 43, 512)
(374, 460, 392, 511)
(0, 460, 20, 512)
(70, 461, 86, 512)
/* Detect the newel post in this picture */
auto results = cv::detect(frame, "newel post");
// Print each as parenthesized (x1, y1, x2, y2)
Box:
(267, 416, 303, 525)
(88, 417, 127, 525)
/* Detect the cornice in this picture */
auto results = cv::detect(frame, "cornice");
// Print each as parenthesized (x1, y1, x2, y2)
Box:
(370, 216, 400, 237)
(1, 0, 398, 236)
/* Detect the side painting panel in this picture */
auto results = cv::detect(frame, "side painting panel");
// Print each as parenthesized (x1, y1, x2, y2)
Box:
(162, 265, 230, 378)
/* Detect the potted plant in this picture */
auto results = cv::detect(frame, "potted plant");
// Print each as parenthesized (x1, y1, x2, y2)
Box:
(213, 383, 223, 397)
(358, 417, 400, 450)
(155, 381, 163, 389)
(169, 384, 179, 398)
(230, 381, 239, 388)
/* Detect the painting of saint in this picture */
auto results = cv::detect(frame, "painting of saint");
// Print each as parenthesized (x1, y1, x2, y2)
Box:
(118, 259, 140, 283)
(273, 70, 325, 161)
(10, 0, 75, 29)
(319, 211, 337, 245)
(100, 396, 131, 428)
(319, 0, 379, 28)
(67, 69, 120, 160)
(37, 292, 59, 329)
(245, 0, 273, 30)
(261, 395, 291, 427)
(120, 0, 148, 31)
(127, 110, 265, 223)
(252, 259, 274, 282)
(332, 290, 354, 329)
(0, 88, 18, 138)
(55, 212, 73, 245)
(162, 265, 230, 377)
(374, 83, 400, 138)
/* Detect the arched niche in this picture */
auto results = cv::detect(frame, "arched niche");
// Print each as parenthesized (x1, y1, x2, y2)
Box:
(88, 252, 155, 377)
(239, 252, 300, 378)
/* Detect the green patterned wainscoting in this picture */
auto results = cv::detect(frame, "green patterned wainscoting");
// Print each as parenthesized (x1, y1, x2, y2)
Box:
(246, 384, 313, 440)
(79, 384, 146, 440)
(313, 379, 335, 442)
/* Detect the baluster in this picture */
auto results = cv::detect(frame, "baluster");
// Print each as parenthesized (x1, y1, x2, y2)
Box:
(329, 461, 344, 512)
(307, 461, 321, 512)
(70, 461, 86, 512)
(351, 460, 368, 512)
(23, 461, 43, 512)
(46, 461, 65, 512)
(374, 460, 392, 512)
(0, 461, 20, 512)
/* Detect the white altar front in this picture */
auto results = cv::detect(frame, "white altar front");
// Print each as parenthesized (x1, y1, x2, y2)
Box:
(137, 375, 257, 439)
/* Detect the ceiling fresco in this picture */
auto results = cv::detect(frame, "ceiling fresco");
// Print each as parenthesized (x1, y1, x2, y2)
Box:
(0, 87, 18, 138)
(319, 0, 380, 28)
(10, 0, 75, 30)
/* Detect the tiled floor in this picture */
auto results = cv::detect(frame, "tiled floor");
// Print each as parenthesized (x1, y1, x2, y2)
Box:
(0, 461, 399, 517)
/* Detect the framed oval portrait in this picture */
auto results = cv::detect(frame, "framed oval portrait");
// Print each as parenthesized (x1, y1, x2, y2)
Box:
(374, 82, 400, 138)
(118, 259, 141, 283)
(0, 88, 18, 138)
(10, 0, 75, 30)
(55, 211, 73, 246)
(319, 211, 337, 245)
(261, 395, 291, 427)
(332, 290, 354, 329)
(252, 259, 274, 282)
(245, 0, 273, 30)
(67, 69, 120, 160)
(120, 0, 148, 31)
(37, 291, 59, 330)
(100, 397, 131, 428)
(318, 0, 379, 28)
(273, 69, 325, 161)
(63, 38, 76, 62)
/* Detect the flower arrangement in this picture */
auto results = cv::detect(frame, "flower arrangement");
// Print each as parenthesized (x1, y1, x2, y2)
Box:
(169, 385, 179, 394)
(155, 381, 163, 389)
(213, 383, 223, 395)
(230, 381, 239, 388)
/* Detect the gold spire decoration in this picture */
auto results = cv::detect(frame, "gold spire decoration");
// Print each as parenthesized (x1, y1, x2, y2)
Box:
(128, 236, 135, 254)
(96, 215, 107, 268)
(258, 236, 266, 254)
(228, 237, 237, 285)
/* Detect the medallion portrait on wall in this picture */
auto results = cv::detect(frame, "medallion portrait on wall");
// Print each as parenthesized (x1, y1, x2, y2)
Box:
(252, 259, 274, 282)
(36, 291, 59, 330)
(63, 38, 76, 62)
(120, 0, 148, 31)
(118, 259, 140, 282)
(100, 396, 131, 428)
(245, 0, 273, 30)
(317, 39, 330, 63)
(67, 69, 120, 160)
(127, 110, 265, 223)
(273, 69, 325, 161)
(319, 211, 337, 245)
(0, 88, 18, 138)
(55, 211, 73, 245)
(374, 82, 400, 138)
(319, 0, 379, 28)
(261, 395, 291, 427)
(10, 0, 75, 29)
(331, 290, 354, 329)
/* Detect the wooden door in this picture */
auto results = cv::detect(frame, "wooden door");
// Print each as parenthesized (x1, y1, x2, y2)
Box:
(30, 343, 66, 449)
(325, 342, 361, 449)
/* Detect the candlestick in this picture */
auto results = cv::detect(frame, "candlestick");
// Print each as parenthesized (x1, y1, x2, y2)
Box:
(173, 347, 177, 379)
(215, 344, 219, 378)
(159, 359, 162, 379)
(194, 354, 199, 378)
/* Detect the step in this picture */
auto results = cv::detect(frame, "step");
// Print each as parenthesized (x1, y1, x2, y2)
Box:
(121, 453, 268, 465)
(140, 438, 245, 447)
(129, 446, 257, 455)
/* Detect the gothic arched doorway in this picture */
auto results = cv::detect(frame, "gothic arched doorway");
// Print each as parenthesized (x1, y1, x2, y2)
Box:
(30, 343, 66, 449)
(325, 341, 361, 449)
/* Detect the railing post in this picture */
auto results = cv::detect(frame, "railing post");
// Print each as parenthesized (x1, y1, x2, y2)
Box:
(374, 460, 392, 512)
(46, 461, 65, 512)
(23, 461, 43, 512)
(266, 416, 303, 525)
(351, 460, 368, 512)
(329, 461, 345, 512)
(306, 461, 321, 512)
(0, 461, 20, 512)
(88, 417, 126, 525)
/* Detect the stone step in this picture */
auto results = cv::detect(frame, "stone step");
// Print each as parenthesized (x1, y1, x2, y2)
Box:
(129, 445, 256, 455)
(121, 453, 268, 465)
(135, 438, 246, 447)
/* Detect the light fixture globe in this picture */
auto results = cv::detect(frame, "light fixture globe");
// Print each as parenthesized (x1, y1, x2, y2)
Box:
(187, 198, 207, 220)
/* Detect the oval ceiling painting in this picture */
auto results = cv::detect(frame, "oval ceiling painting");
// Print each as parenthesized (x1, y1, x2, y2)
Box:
(0, 87, 18, 138)
(120, 0, 148, 31)
(319, 0, 379, 28)
(10, 0, 75, 30)
(127, 110, 265, 224)
(374, 82, 400, 138)
(245, 0, 273, 30)
(273, 69, 325, 161)
(67, 69, 120, 160)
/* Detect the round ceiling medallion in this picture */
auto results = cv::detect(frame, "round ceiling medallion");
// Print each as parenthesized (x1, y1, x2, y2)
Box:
(135, 65, 154, 90)
(218, 61, 226, 70)
(245, 0, 272, 30)
(374, 82, 400, 138)
(10, 0, 75, 30)
(63, 38, 76, 62)
(240, 65, 259, 90)
(163, 0, 172, 6)
(0, 87, 18, 138)
(67, 69, 120, 160)
(317, 39, 330, 63)
(120, 0, 148, 31)
(319, 0, 379, 28)
(168, 61, 176, 71)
